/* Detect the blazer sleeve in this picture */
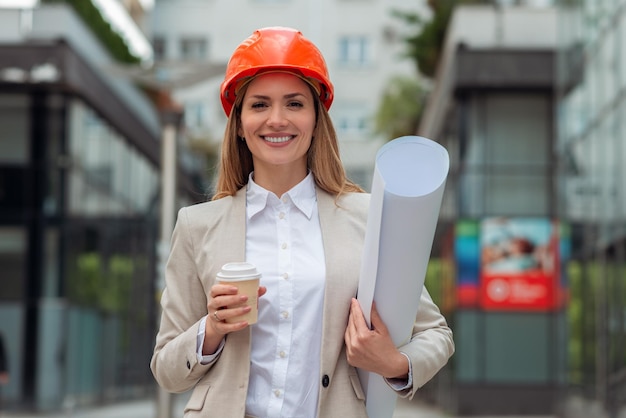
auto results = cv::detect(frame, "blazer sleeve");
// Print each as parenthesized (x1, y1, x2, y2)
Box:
(150, 207, 214, 393)
(397, 286, 455, 399)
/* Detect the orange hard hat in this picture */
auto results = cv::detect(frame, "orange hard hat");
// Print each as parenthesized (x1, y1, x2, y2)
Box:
(220, 27, 334, 116)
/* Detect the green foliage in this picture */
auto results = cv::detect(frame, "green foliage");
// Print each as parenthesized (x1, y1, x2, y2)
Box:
(566, 261, 592, 385)
(392, 1, 454, 77)
(566, 259, 626, 387)
(42, 0, 141, 64)
(374, 75, 427, 140)
(392, 0, 485, 78)
(68, 252, 134, 314)
(425, 258, 443, 306)
(424, 257, 457, 321)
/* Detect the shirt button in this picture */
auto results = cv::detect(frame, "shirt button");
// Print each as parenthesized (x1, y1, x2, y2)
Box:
(322, 374, 330, 387)
(279, 351, 286, 358)
(281, 242, 287, 249)
(274, 389, 281, 397)
(281, 196, 288, 203)
(282, 272, 289, 280)
(278, 212, 285, 219)
(281, 311, 289, 319)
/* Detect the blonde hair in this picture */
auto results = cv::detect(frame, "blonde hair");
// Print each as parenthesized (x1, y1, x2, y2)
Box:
(212, 82, 364, 200)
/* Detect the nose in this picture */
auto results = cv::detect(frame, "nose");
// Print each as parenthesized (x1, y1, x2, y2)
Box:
(266, 106, 288, 128)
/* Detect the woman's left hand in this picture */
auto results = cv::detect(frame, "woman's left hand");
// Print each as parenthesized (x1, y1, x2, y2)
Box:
(344, 298, 409, 379)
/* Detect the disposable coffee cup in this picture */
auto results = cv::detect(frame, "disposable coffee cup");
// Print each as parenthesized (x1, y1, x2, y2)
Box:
(216, 262, 262, 324)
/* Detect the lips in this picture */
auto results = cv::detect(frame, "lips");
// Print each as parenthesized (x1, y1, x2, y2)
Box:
(262, 135, 294, 143)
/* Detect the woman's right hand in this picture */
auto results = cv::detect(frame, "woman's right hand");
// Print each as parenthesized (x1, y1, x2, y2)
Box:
(203, 284, 267, 355)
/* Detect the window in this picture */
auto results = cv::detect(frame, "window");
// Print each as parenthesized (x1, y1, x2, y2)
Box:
(333, 104, 370, 135)
(68, 100, 158, 216)
(0, 228, 26, 301)
(180, 37, 207, 61)
(337, 116, 368, 134)
(461, 94, 551, 217)
(184, 101, 206, 130)
(338, 36, 371, 66)
(0, 94, 30, 164)
(152, 37, 166, 61)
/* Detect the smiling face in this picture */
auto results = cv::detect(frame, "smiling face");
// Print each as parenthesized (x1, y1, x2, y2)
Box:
(238, 72, 317, 189)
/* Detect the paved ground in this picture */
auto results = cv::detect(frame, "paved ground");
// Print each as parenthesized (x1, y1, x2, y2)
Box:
(0, 395, 456, 418)
(4, 391, 618, 418)
(0, 395, 562, 418)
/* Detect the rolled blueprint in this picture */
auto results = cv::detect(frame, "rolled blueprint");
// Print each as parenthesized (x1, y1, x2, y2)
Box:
(356, 136, 449, 418)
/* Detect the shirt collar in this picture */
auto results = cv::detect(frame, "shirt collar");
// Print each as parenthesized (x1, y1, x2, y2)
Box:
(246, 172, 317, 220)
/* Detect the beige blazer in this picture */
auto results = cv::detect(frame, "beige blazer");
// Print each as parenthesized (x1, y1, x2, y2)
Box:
(150, 187, 454, 417)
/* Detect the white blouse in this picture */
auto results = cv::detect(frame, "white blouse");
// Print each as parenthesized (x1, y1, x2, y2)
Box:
(244, 172, 325, 418)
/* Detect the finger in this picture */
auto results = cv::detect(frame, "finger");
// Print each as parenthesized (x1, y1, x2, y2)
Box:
(209, 305, 252, 332)
(370, 301, 387, 332)
(209, 317, 248, 336)
(258, 286, 267, 298)
(208, 293, 249, 313)
(209, 284, 239, 298)
(214, 302, 251, 322)
(344, 310, 356, 358)
(345, 307, 355, 340)
(211, 309, 223, 322)
(346, 300, 360, 336)
(350, 299, 370, 333)
(346, 301, 367, 356)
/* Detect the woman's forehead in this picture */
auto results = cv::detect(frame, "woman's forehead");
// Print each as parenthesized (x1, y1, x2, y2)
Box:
(245, 72, 314, 95)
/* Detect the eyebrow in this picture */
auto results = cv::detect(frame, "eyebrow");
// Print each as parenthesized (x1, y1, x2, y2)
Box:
(247, 92, 307, 100)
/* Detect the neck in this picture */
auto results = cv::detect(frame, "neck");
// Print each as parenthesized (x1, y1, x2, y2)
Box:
(252, 164, 308, 197)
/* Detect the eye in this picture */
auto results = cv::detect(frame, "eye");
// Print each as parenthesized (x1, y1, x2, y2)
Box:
(250, 101, 268, 109)
(287, 101, 304, 108)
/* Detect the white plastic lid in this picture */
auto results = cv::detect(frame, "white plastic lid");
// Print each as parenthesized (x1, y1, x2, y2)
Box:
(216, 262, 262, 281)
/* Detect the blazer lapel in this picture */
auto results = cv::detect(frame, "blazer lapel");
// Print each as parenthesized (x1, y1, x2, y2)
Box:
(317, 189, 363, 378)
(227, 187, 247, 262)
(221, 187, 252, 374)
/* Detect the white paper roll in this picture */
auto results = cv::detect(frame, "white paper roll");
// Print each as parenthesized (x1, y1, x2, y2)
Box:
(356, 136, 449, 418)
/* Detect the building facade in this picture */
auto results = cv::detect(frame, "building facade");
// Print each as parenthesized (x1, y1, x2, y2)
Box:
(418, 4, 568, 415)
(556, 1, 626, 416)
(0, 3, 202, 412)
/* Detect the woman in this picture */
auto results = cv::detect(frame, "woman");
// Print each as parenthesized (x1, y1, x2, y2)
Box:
(151, 27, 454, 418)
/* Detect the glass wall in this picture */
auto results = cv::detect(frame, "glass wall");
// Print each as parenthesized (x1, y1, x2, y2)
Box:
(448, 86, 564, 415)
(557, 0, 626, 413)
(67, 100, 159, 217)
(0, 91, 163, 409)
(0, 228, 27, 406)
(460, 93, 552, 217)
(0, 95, 29, 165)
(0, 93, 30, 408)
(0, 95, 30, 218)
(59, 99, 160, 404)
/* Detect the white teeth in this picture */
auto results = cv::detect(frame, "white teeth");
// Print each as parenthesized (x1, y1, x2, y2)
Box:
(264, 136, 292, 143)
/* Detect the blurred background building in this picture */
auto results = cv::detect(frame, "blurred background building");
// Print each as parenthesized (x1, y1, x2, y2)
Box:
(0, 0, 625, 417)
(556, 1, 626, 415)
(418, 2, 568, 415)
(0, 0, 207, 412)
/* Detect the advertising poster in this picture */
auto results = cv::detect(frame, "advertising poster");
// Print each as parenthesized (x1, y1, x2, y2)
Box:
(479, 217, 565, 311)
(454, 220, 480, 309)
